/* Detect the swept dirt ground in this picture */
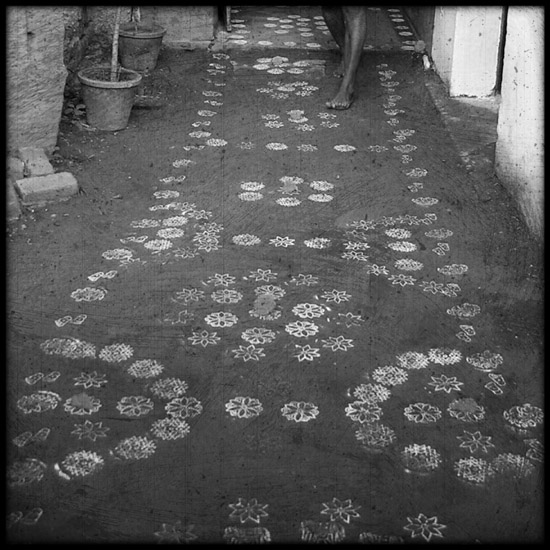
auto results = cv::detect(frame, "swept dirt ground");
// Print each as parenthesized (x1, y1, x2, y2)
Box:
(7, 6, 543, 544)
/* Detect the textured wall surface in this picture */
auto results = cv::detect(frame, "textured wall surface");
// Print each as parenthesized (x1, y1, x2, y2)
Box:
(495, 7, 544, 238)
(7, 7, 68, 154)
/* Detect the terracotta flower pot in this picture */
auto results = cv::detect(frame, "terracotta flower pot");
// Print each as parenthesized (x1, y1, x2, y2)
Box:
(77, 66, 142, 131)
(118, 23, 166, 72)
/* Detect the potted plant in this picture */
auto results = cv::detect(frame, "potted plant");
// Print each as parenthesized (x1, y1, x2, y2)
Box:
(77, 7, 143, 131)
(118, 7, 166, 72)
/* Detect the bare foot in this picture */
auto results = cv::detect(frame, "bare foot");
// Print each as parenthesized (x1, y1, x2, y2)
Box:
(326, 90, 354, 110)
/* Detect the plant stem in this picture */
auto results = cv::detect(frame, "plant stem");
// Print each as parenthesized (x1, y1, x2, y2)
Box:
(110, 7, 122, 82)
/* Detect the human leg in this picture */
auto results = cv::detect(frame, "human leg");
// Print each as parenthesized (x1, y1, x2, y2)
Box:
(321, 6, 346, 76)
(326, 6, 367, 109)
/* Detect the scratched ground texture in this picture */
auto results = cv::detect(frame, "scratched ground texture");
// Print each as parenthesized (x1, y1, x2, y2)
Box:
(6, 6, 543, 544)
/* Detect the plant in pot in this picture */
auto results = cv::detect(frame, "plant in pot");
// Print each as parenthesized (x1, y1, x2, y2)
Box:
(77, 7, 143, 131)
(118, 7, 166, 72)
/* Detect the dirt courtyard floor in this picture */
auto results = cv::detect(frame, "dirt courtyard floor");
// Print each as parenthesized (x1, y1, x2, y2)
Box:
(6, 6, 544, 544)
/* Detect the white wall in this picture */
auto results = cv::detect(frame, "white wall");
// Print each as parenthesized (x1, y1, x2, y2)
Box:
(495, 6, 544, 239)
(432, 6, 503, 97)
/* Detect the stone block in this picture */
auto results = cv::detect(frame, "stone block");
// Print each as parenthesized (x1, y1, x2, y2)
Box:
(7, 178, 22, 220)
(14, 172, 78, 204)
(17, 147, 55, 176)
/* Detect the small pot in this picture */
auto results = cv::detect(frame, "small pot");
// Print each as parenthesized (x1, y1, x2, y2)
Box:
(78, 66, 142, 131)
(118, 23, 166, 72)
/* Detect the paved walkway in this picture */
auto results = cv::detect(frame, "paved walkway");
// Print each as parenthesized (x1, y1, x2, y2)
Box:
(7, 6, 543, 544)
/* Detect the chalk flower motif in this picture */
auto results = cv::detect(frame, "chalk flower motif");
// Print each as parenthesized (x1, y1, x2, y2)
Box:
(466, 350, 503, 372)
(165, 396, 203, 419)
(428, 374, 464, 393)
(150, 378, 188, 400)
(345, 401, 383, 423)
(292, 303, 325, 318)
(150, 417, 191, 440)
(387, 274, 417, 287)
(503, 403, 543, 429)
(285, 320, 319, 338)
(102, 248, 134, 261)
(304, 237, 332, 248)
(425, 228, 454, 239)
(64, 393, 102, 415)
(206, 273, 237, 287)
(396, 351, 429, 370)
(247, 268, 278, 282)
(254, 284, 286, 300)
(387, 241, 417, 252)
(491, 453, 535, 478)
(231, 344, 266, 362)
(74, 371, 107, 389)
(321, 498, 360, 524)
(276, 197, 301, 207)
(320, 289, 351, 304)
(355, 422, 396, 448)
(293, 344, 321, 362)
(457, 430, 495, 453)
(365, 264, 389, 276)
(127, 359, 164, 378)
(290, 273, 319, 286)
(225, 396, 264, 419)
(241, 327, 277, 345)
(344, 241, 371, 251)
(154, 521, 198, 544)
(131, 218, 159, 229)
(401, 444, 442, 474)
(266, 142, 288, 150)
(428, 347, 462, 365)
(116, 396, 154, 417)
(269, 235, 296, 247)
(447, 398, 485, 422)
(229, 498, 269, 524)
(238, 191, 263, 201)
(17, 391, 61, 414)
(334, 144, 356, 152)
(403, 513, 446, 542)
(342, 250, 370, 261)
(188, 330, 221, 347)
(372, 365, 408, 386)
(353, 383, 391, 403)
(412, 197, 439, 206)
(205, 311, 239, 328)
(144, 239, 173, 252)
(99, 343, 134, 363)
(241, 181, 265, 191)
(162, 216, 188, 227)
(70, 287, 107, 302)
(322, 335, 354, 351)
(60, 450, 104, 478)
(404, 403, 442, 423)
(281, 401, 320, 422)
(337, 312, 364, 327)
(310, 180, 334, 191)
(157, 227, 185, 239)
(385, 228, 412, 239)
(8, 458, 47, 486)
(173, 287, 205, 304)
(233, 234, 261, 246)
(71, 420, 109, 441)
(404, 167, 427, 178)
(113, 435, 157, 460)
(454, 457, 494, 484)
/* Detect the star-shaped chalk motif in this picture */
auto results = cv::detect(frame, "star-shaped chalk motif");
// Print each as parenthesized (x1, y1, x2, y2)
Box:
(403, 513, 446, 542)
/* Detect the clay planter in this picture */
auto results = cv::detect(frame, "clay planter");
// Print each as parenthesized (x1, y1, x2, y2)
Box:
(118, 23, 166, 72)
(77, 66, 142, 131)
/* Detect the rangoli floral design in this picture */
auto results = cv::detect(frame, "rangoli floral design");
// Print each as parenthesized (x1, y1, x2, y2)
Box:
(281, 401, 319, 422)
(403, 513, 446, 542)
(225, 396, 264, 419)
(320, 498, 360, 524)
(228, 498, 269, 524)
